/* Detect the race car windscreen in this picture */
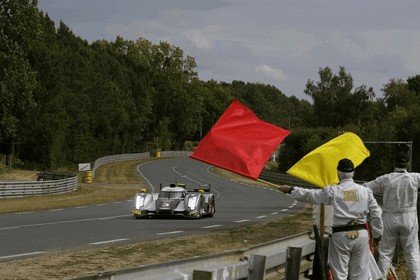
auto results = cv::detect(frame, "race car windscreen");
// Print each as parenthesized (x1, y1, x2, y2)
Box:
(158, 191, 184, 199)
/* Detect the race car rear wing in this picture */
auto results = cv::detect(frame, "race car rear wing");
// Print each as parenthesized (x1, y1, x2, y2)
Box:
(160, 182, 186, 190)
(190, 184, 211, 193)
(159, 182, 212, 193)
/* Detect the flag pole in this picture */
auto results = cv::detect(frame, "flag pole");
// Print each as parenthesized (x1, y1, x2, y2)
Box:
(320, 203, 325, 249)
(320, 203, 325, 237)
(258, 179, 326, 237)
(257, 178, 291, 193)
(258, 178, 330, 278)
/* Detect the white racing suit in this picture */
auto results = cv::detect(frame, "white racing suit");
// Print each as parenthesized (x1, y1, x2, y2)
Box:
(364, 169, 420, 280)
(291, 178, 383, 280)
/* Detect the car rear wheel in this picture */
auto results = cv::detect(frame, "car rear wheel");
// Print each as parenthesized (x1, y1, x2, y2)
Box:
(207, 200, 215, 217)
(197, 198, 204, 219)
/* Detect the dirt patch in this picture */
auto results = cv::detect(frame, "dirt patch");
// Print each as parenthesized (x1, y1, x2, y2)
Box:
(0, 169, 38, 181)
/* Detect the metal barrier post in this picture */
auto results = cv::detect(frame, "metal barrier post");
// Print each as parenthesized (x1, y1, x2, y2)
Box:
(193, 270, 213, 280)
(249, 254, 266, 280)
(286, 247, 302, 280)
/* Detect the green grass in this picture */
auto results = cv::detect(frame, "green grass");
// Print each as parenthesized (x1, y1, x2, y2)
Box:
(0, 159, 152, 214)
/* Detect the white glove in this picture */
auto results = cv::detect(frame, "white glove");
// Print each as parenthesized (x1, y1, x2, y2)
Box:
(345, 220, 359, 239)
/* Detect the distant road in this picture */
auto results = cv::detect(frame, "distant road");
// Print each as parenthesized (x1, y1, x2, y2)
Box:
(0, 157, 303, 261)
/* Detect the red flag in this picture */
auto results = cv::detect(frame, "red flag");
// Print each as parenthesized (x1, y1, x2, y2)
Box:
(190, 100, 291, 179)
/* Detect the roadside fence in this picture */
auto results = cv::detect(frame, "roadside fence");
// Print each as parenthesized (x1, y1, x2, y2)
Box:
(0, 172, 77, 198)
(74, 232, 315, 280)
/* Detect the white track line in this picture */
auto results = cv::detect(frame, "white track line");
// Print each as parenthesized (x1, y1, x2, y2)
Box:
(156, 231, 184, 236)
(90, 238, 129, 245)
(0, 251, 45, 260)
(202, 225, 222, 229)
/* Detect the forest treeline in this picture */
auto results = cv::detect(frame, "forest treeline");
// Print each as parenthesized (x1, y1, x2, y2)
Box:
(1, 1, 420, 181)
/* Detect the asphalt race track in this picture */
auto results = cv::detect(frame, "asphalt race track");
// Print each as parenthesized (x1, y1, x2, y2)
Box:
(0, 157, 304, 261)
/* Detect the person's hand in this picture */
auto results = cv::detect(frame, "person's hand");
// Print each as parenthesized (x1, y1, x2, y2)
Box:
(345, 220, 359, 239)
(345, 230, 359, 239)
(276, 185, 294, 194)
(373, 237, 381, 250)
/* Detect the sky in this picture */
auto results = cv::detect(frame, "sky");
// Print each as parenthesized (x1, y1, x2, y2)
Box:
(37, 0, 420, 101)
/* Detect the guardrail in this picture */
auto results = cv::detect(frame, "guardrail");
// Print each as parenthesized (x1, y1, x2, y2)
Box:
(91, 151, 192, 178)
(0, 172, 78, 198)
(74, 232, 315, 280)
(36, 171, 75, 181)
(259, 171, 317, 188)
(91, 152, 151, 177)
(0, 151, 192, 198)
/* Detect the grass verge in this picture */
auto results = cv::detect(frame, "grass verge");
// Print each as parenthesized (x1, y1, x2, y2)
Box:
(0, 159, 151, 214)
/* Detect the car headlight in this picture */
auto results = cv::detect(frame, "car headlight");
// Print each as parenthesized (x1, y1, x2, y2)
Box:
(188, 196, 198, 210)
(135, 195, 145, 209)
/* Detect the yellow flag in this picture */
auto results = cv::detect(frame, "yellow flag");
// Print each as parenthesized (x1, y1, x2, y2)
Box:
(287, 132, 370, 188)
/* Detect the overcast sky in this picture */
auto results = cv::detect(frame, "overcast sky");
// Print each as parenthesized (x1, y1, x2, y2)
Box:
(37, 0, 420, 101)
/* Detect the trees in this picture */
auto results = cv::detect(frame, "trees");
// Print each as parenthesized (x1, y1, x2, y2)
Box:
(304, 66, 375, 127)
(3, 1, 420, 174)
(124, 38, 203, 149)
(0, 0, 39, 158)
(382, 78, 419, 112)
(407, 75, 420, 96)
(379, 78, 420, 171)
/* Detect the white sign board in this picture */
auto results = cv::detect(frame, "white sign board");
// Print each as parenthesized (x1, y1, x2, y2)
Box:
(78, 163, 91, 171)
